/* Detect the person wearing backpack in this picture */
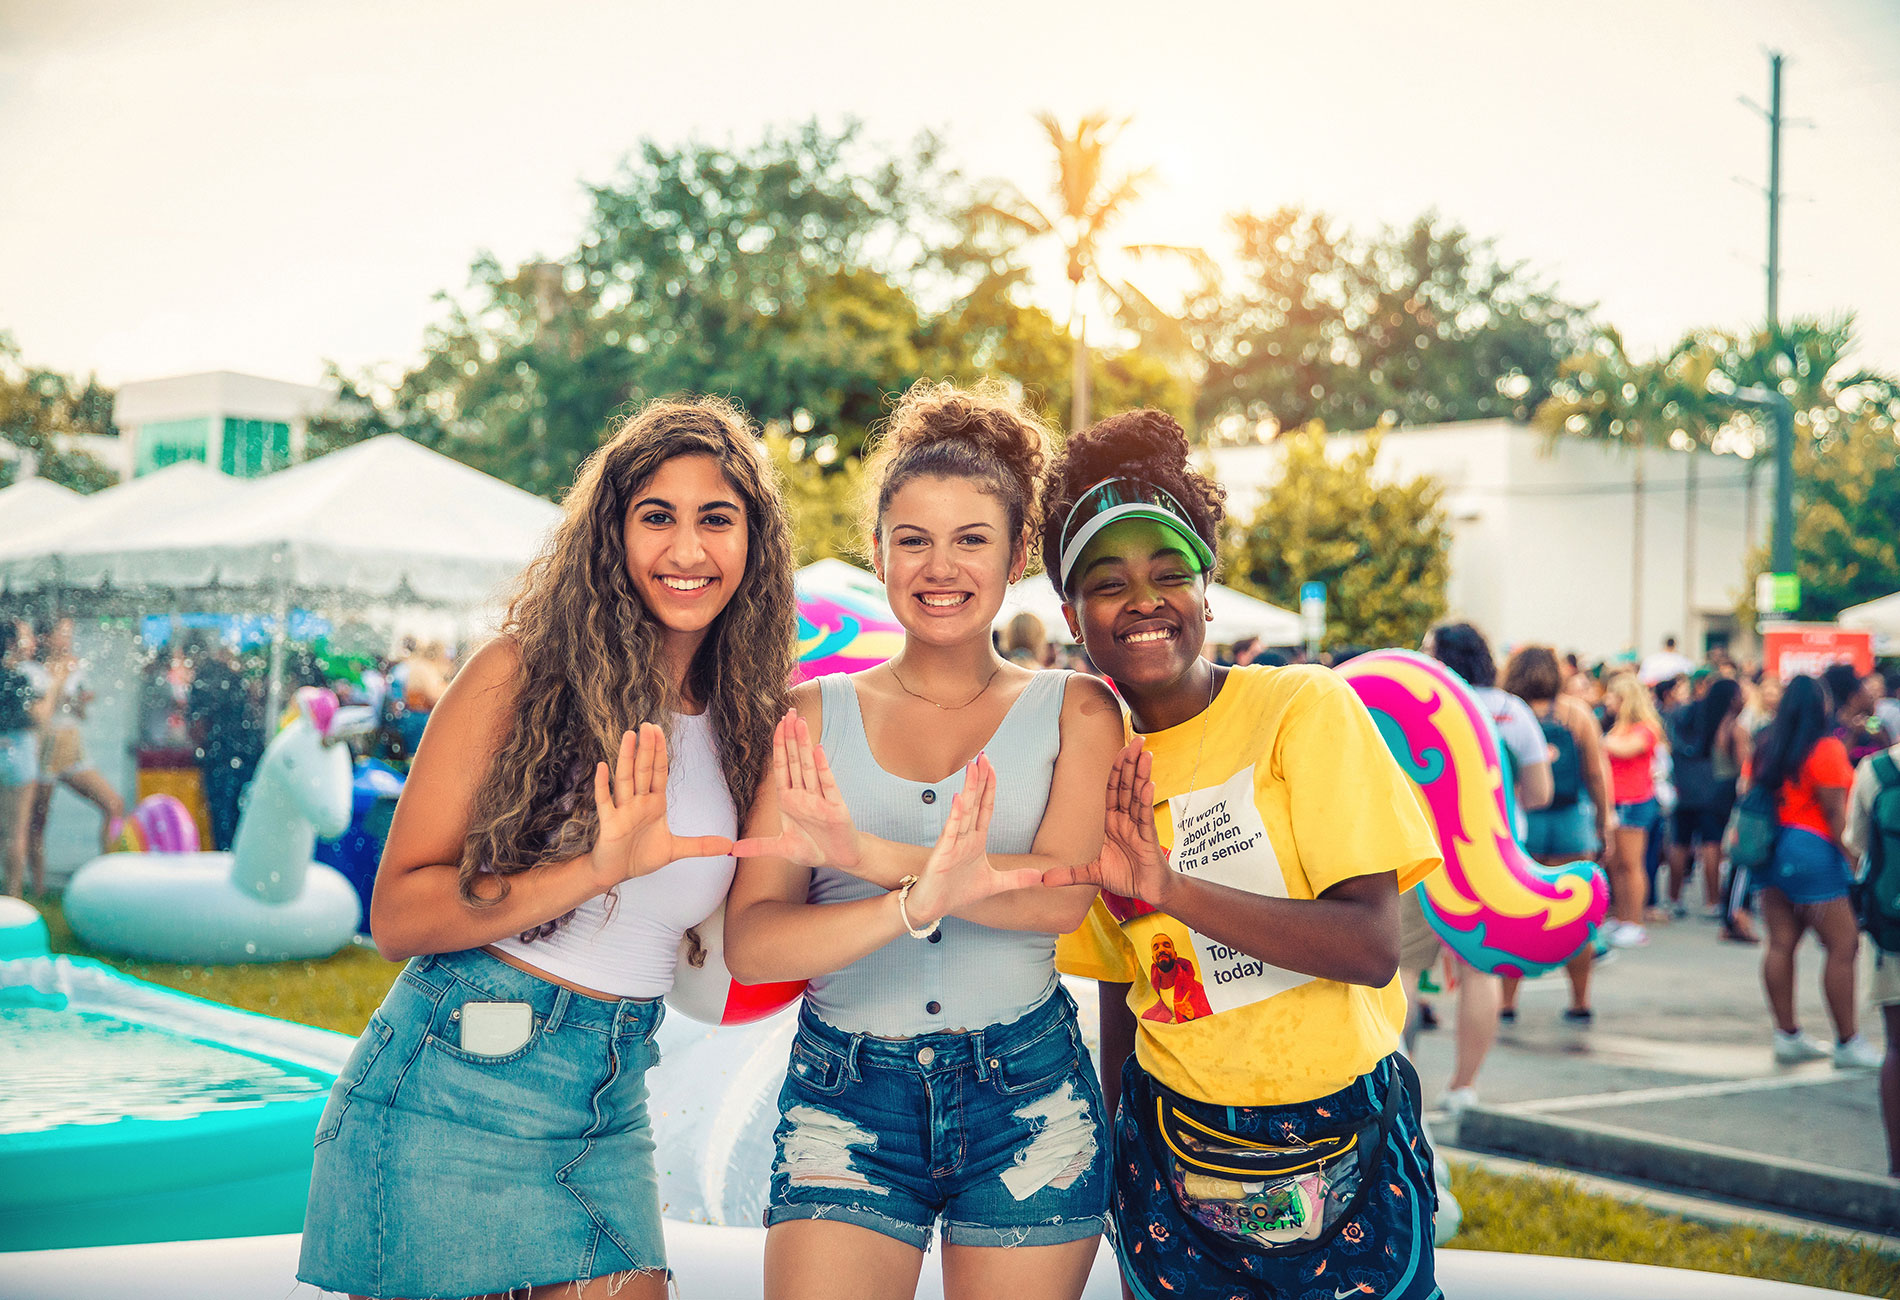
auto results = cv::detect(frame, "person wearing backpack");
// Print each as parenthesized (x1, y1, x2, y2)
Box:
(1750, 675, 1880, 1069)
(1666, 679, 1746, 923)
(1844, 730, 1900, 1175)
(1501, 645, 1615, 1025)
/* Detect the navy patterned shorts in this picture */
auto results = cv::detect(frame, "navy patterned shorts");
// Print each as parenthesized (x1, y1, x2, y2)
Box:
(1110, 1053, 1441, 1300)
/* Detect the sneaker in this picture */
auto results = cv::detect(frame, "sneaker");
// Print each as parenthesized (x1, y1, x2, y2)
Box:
(1498, 1007, 1517, 1025)
(1441, 1086, 1480, 1117)
(1773, 1030, 1832, 1064)
(1606, 923, 1649, 948)
(1834, 1036, 1882, 1070)
(1561, 1007, 1594, 1026)
(1668, 901, 1689, 921)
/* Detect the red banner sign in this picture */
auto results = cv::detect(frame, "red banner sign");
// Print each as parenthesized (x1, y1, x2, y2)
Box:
(1761, 623, 1875, 681)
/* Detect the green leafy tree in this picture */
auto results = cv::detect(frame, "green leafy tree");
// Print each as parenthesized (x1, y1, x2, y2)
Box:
(765, 430, 868, 565)
(333, 123, 963, 499)
(1193, 209, 1593, 440)
(0, 333, 116, 492)
(1736, 412, 1900, 622)
(1539, 314, 1900, 634)
(1223, 424, 1450, 647)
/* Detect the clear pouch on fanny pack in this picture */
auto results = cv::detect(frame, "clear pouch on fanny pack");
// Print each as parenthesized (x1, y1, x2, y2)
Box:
(1164, 1130, 1367, 1248)
(1150, 1072, 1397, 1255)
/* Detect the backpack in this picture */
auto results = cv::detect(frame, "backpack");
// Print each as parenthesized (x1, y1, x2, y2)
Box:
(1729, 780, 1781, 876)
(1537, 707, 1583, 809)
(1853, 752, 1900, 953)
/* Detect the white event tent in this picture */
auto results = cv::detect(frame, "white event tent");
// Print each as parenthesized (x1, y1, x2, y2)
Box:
(0, 478, 85, 543)
(1840, 591, 1900, 652)
(0, 463, 243, 590)
(0, 435, 563, 722)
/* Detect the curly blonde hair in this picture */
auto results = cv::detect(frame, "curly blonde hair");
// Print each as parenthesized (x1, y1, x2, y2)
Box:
(459, 397, 797, 928)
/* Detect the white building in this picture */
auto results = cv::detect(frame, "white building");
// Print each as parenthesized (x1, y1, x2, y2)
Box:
(113, 371, 337, 480)
(1206, 420, 1774, 661)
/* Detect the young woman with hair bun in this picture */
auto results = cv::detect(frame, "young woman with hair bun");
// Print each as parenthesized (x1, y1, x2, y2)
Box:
(726, 380, 1125, 1300)
(1037, 409, 1444, 1300)
(300, 397, 798, 1300)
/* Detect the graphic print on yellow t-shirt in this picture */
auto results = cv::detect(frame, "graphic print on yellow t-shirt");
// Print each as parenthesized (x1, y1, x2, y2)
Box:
(1058, 665, 1443, 1105)
(1137, 764, 1313, 1020)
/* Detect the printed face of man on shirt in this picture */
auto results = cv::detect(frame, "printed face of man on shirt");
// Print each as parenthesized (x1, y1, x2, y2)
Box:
(1144, 933, 1215, 1023)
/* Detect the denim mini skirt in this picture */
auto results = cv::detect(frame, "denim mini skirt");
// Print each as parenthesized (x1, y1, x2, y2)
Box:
(298, 947, 667, 1298)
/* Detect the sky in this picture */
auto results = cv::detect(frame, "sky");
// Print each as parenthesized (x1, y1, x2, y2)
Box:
(3, 0, 1897, 392)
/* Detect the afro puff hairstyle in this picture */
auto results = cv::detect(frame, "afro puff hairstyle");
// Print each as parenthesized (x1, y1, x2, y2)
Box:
(1038, 409, 1226, 599)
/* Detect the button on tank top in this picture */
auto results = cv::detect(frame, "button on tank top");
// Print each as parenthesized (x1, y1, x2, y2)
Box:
(804, 670, 1070, 1036)
(490, 710, 735, 998)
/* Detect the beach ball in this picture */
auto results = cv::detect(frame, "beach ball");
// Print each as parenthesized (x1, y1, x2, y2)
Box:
(666, 902, 805, 1026)
(114, 794, 201, 855)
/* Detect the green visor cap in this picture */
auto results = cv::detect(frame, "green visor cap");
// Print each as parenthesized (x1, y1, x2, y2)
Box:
(1057, 476, 1216, 592)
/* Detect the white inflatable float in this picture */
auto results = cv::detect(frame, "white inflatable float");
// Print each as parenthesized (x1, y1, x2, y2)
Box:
(0, 1230, 1864, 1299)
(63, 688, 373, 964)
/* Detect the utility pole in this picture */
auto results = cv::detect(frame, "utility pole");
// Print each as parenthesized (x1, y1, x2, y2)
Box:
(1742, 51, 1798, 621)
(1764, 53, 1783, 331)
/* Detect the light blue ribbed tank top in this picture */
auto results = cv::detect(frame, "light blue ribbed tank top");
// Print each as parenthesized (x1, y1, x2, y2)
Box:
(803, 669, 1070, 1036)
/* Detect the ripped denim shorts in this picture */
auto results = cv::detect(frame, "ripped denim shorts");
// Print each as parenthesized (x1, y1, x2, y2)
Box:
(765, 983, 1110, 1251)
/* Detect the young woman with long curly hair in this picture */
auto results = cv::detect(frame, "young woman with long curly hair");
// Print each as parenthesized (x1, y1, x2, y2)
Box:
(299, 397, 797, 1300)
(1038, 410, 1443, 1300)
(724, 380, 1125, 1300)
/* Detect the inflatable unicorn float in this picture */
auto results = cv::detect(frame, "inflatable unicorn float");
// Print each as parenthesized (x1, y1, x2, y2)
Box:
(64, 688, 374, 964)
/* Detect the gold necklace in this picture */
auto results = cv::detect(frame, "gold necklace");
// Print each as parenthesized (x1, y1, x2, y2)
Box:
(889, 661, 1002, 711)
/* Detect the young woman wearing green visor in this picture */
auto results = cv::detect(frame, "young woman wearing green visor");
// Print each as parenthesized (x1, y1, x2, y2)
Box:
(1038, 409, 1446, 1300)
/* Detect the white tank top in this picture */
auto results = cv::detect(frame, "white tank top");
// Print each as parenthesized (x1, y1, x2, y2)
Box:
(490, 710, 736, 998)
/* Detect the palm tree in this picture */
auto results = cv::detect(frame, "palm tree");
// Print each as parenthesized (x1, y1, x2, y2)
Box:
(972, 113, 1202, 431)
(1710, 314, 1899, 551)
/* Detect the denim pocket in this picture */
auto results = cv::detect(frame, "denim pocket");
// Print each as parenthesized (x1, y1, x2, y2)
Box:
(987, 1022, 1084, 1097)
(787, 1038, 849, 1096)
(314, 1016, 395, 1146)
(425, 1003, 547, 1065)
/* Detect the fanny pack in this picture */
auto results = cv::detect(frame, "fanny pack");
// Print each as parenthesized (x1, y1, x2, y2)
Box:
(1144, 1063, 1404, 1256)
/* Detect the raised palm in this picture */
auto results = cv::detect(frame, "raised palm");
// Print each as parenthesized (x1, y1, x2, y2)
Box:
(731, 711, 864, 872)
(905, 755, 1045, 927)
(589, 724, 734, 887)
(1043, 738, 1174, 906)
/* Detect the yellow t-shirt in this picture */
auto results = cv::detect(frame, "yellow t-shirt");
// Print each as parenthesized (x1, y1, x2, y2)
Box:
(1057, 664, 1442, 1106)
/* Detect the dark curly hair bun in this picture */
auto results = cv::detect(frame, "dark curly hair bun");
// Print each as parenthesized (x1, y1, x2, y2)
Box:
(1039, 408, 1225, 597)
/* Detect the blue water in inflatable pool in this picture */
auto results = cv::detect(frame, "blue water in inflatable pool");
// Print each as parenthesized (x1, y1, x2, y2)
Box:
(0, 955, 353, 1252)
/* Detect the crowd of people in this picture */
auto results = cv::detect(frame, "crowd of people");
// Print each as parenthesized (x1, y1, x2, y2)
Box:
(1377, 624, 1900, 1177)
(0, 618, 466, 901)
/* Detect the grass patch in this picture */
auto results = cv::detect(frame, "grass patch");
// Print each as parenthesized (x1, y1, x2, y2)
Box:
(1448, 1162, 1900, 1297)
(39, 896, 401, 1037)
